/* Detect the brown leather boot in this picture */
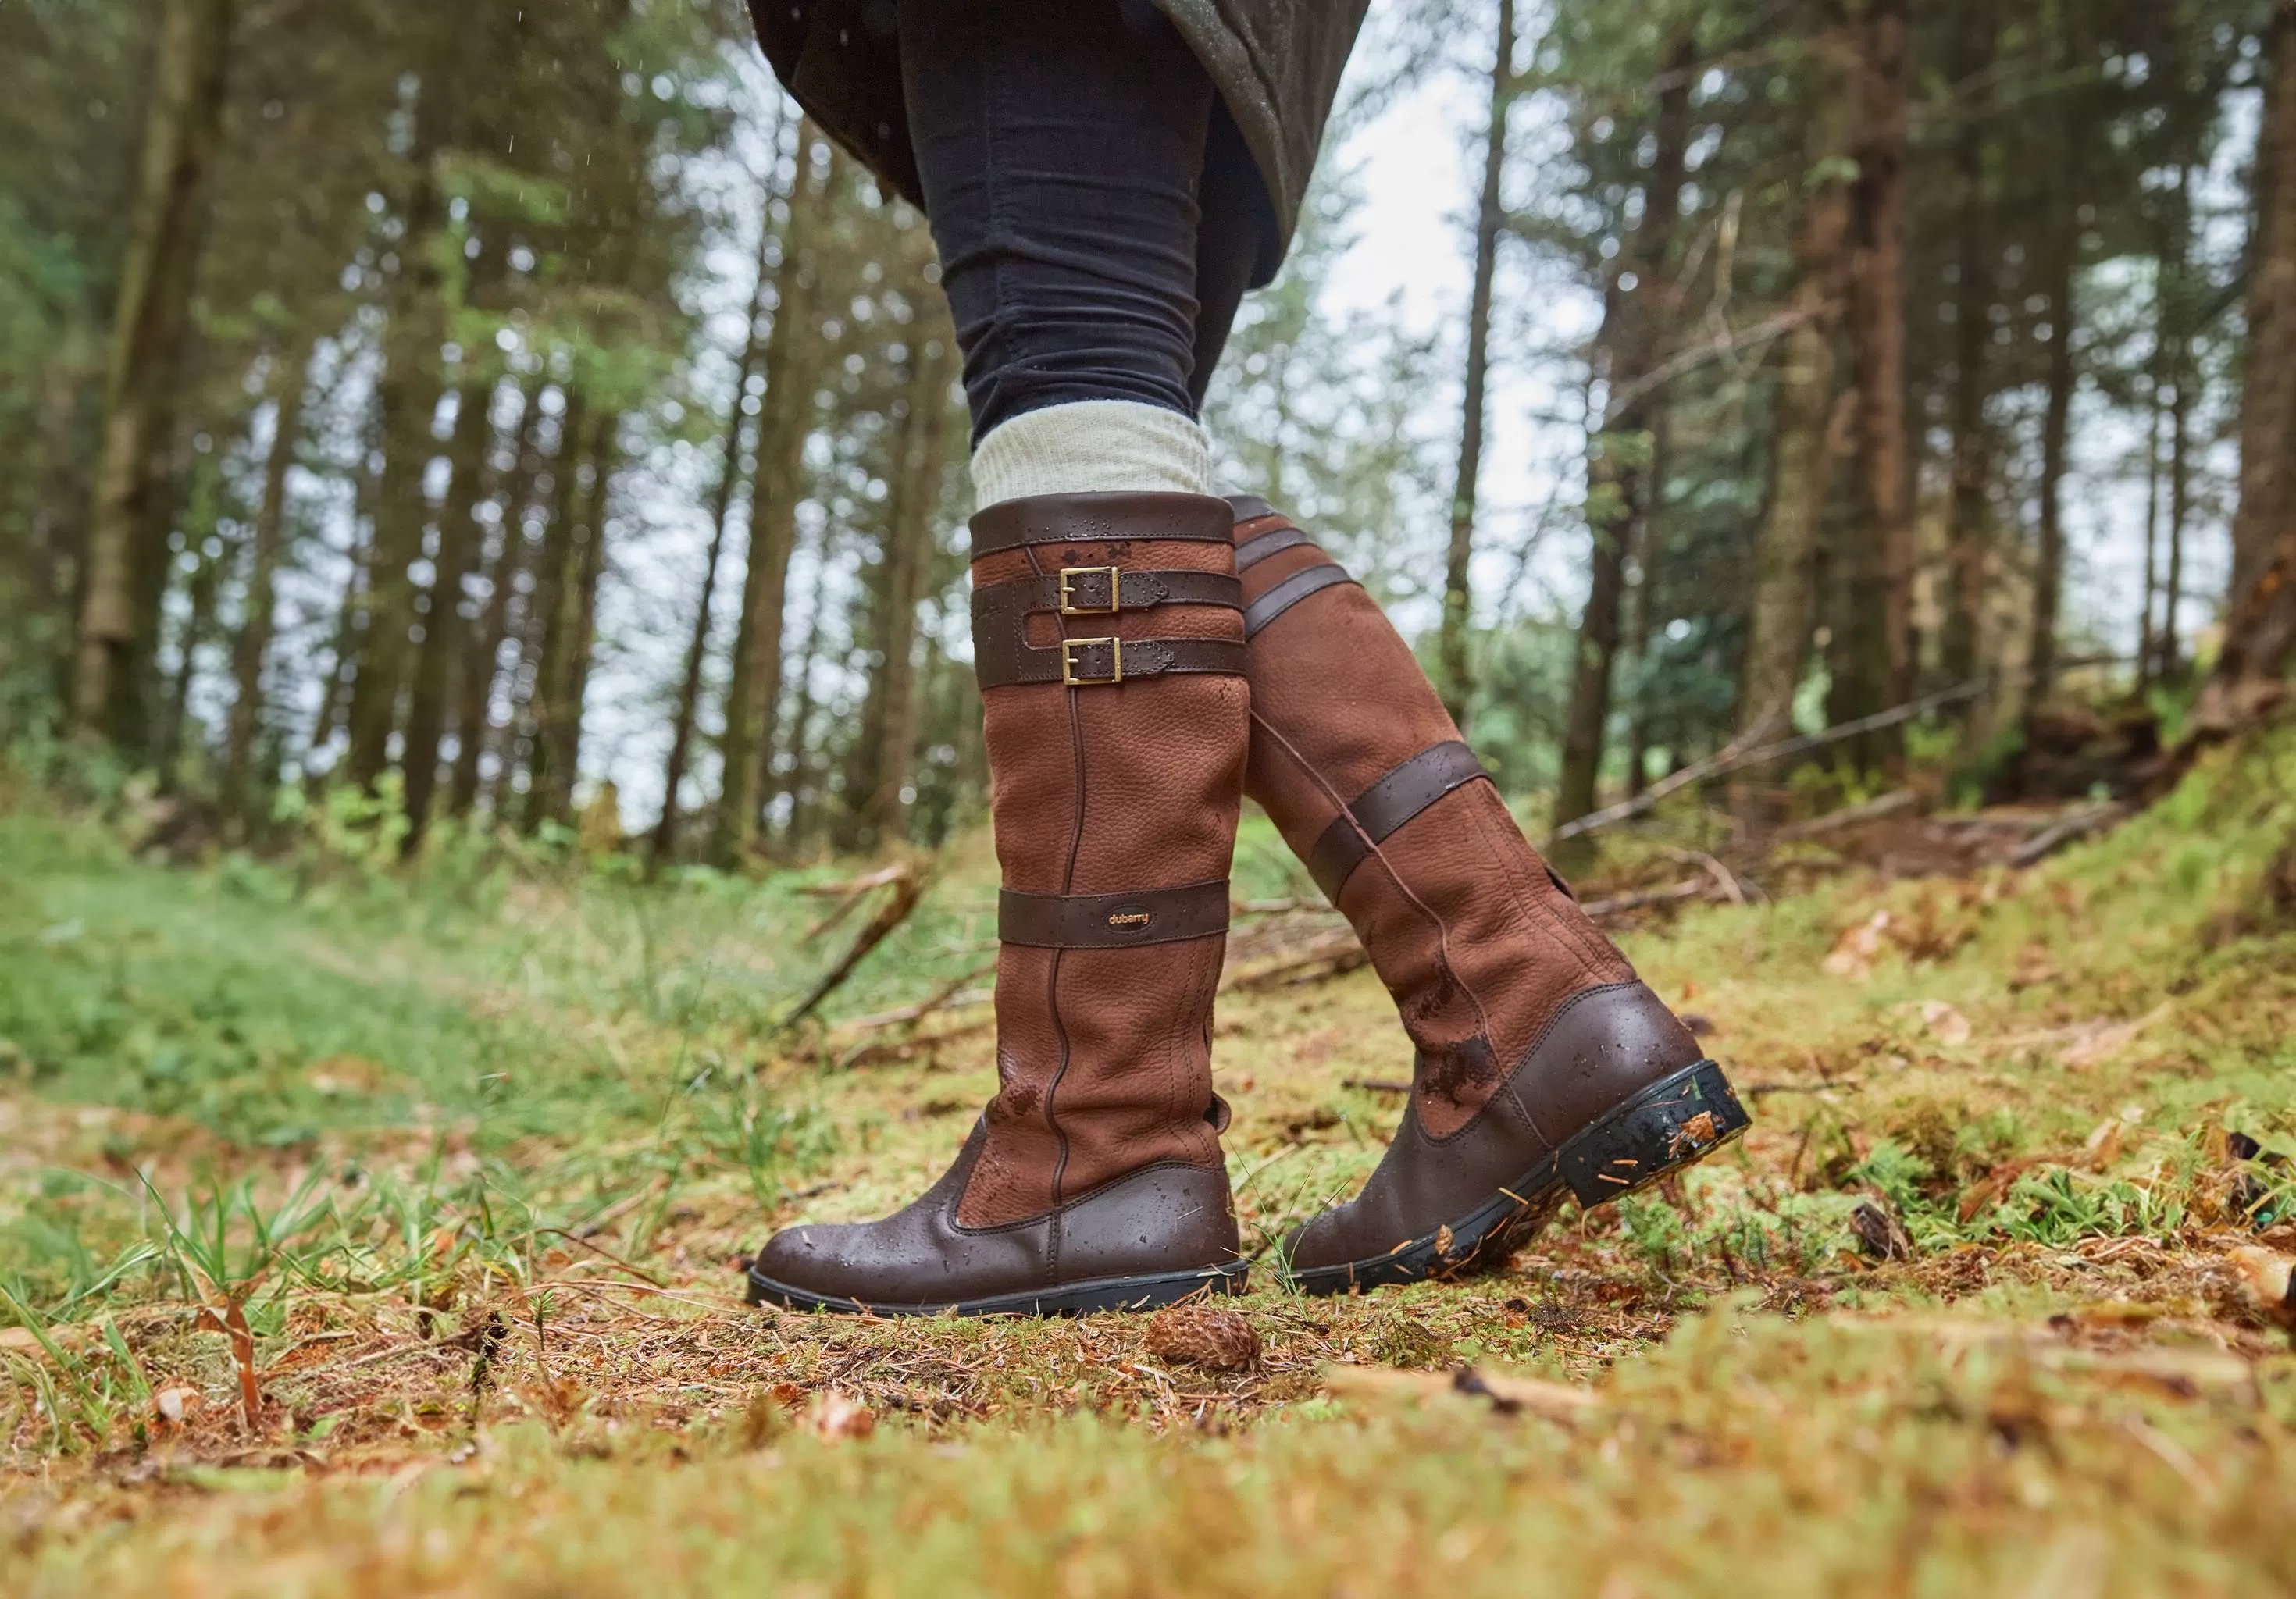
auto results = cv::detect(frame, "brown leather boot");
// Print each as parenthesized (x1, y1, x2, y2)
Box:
(1228, 496, 1751, 1295)
(748, 492, 1253, 1315)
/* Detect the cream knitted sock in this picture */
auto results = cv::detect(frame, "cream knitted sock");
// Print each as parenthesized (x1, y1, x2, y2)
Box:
(968, 399, 1214, 511)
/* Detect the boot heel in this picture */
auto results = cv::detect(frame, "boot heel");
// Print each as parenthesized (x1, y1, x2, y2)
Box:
(1556, 1060, 1751, 1208)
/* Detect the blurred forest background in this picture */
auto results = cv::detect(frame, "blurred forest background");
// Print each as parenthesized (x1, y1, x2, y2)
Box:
(8, 0, 2296, 868)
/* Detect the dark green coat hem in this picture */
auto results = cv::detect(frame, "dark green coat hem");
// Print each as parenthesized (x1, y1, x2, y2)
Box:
(747, 0, 1367, 286)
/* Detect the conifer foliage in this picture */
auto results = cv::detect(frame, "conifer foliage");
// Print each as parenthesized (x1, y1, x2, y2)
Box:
(2, 1, 2291, 857)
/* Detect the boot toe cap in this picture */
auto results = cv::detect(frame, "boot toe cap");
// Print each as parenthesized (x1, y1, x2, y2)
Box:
(750, 1221, 874, 1304)
(1282, 1206, 1364, 1275)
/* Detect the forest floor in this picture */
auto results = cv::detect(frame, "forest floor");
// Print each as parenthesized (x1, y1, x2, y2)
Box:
(2, 730, 2295, 1597)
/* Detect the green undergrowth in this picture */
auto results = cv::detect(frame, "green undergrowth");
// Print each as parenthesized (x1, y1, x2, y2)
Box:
(4, 729, 2296, 1590)
(9, 1306, 2294, 1597)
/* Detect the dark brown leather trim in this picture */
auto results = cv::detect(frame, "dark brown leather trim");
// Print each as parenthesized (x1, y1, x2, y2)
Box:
(747, 1120, 1244, 1312)
(972, 632, 1248, 691)
(1223, 493, 1278, 523)
(1243, 561, 1358, 639)
(1305, 740, 1491, 902)
(968, 491, 1236, 557)
(1235, 525, 1314, 572)
(1282, 981, 1713, 1284)
(970, 568, 1242, 631)
(999, 879, 1231, 949)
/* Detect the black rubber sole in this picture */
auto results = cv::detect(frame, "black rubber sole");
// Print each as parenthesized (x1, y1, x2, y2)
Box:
(1286, 1059, 1751, 1296)
(746, 1260, 1249, 1318)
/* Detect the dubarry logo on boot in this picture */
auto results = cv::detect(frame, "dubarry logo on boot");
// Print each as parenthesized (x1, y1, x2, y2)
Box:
(1107, 907, 1153, 930)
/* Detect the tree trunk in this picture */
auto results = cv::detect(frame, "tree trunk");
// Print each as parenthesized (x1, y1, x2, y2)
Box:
(1621, 400, 1673, 803)
(29, 329, 94, 700)
(776, 535, 833, 854)
(1553, 34, 1692, 835)
(2216, 5, 2296, 697)
(650, 203, 780, 871)
(158, 454, 227, 790)
(714, 129, 835, 864)
(1738, 9, 1857, 746)
(309, 462, 376, 766)
(1437, 0, 1514, 725)
(2030, 174, 2082, 703)
(72, 0, 234, 754)
(516, 390, 591, 828)
(1939, 0, 1997, 692)
(222, 342, 310, 834)
(1838, 0, 1913, 769)
(2228, 0, 2296, 643)
(2137, 381, 2161, 693)
(447, 386, 544, 821)
(2162, 322, 2192, 680)
(344, 148, 452, 790)
(398, 371, 501, 851)
(533, 414, 618, 829)
(843, 308, 957, 852)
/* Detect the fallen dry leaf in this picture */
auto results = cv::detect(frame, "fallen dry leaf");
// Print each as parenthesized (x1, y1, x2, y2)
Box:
(153, 1386, 203, 1426)
(1853, 1202, 1913, 1262)
(2009, 944, 2062, 992)
(0, 1323, 91, 1359)
(2228, 1246, 2295, 1334)
(1920, 1000, 1972, 1046)
(1823, 911, 1894, 980)
(2058, 1007, 2169, 1071)
(799, 1388, 876, 1441)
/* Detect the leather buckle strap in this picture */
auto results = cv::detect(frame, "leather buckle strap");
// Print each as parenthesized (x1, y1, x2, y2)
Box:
(969, 492, 1236, 558)
(1244, 561, 1358, 638)
(975, 631, 1246, 690)
(1059, 565, 1121, 614)
(1224, 493, 1278, 524)
(970, 568, 1244, 630)
(999, 878, 1231, 949)
(1235, 525, 1314, 572)
(1306, 740, 1491, 903)
(1061, 636, 1121, 685)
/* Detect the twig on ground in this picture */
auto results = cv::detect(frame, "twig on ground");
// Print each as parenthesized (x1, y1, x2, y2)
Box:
(800, 862, 915, 939)
(535, 1227, 667, 1288)
(1578, 878, 1707, 919)
(836, 1014, 994, 1069)
(2008, 802, 2128, 868)
(1772, 788, 1920, 842)
(841, 963, 996, 1034)
(1342, 1077, 1413, 1095)
(1551, 684, 1984, 845)
(780, 864, 928, 1034)
(1551, 707, 1789, 845)
(1668, 849, 1747, 906)
(1218, 927, 1369, 992)
(1321, 1362, 1600, 1423)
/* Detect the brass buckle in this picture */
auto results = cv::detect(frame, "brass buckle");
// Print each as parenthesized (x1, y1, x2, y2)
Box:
(1060, 637, 1122, 686)
(1057, 566, 1122, 614)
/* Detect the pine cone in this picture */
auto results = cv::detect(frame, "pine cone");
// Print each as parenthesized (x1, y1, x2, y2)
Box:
(1143, 1305, 1261, 1372)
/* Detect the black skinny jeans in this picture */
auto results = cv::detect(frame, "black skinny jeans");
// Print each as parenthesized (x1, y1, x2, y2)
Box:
(895, 0, 1267, 443)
